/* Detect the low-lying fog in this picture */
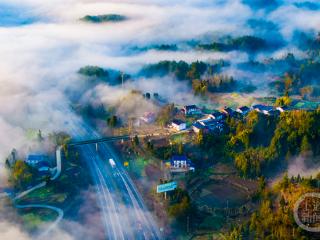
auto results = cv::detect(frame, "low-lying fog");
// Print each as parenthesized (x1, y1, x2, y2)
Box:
(1, 0, 320, 238)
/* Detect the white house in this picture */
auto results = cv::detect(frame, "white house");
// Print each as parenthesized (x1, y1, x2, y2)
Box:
(208, 111, 226, 121)
(183, 105, 201, 116)
(236, 106, 250, 115)
(25, 154, 49, 167)
(171, 119, 187, 131)
(276, 106, 289, 113)
(252, 104, 274, 115)
(170, 155, 195, 173)
(25, 154, 52, 175)
(193, 117, 224, 133)
(192, 122, 206, 133)
(221, 107, 235, 117)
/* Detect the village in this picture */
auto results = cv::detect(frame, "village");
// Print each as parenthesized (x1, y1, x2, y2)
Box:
(107, 95, 312, 237)
(123, 97, 293, 175)
(5, 100, 292, 178)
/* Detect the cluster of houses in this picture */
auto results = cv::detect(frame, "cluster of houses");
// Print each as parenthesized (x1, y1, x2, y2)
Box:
(169, 104, 290, 134)
(192, 111, 226, 133)
(138, 103, 290, 135)
(164, 103, 291, 174)
(25, 154, 52, 175)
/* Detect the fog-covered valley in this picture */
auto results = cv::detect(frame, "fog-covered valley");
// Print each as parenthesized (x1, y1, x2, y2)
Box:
(1, 1, 320, 239)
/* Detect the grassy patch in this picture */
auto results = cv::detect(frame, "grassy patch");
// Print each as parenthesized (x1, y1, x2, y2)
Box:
(20, 186, 55, 201)
(199, 215, 225, 231)
(21, 209, 58, 232)
(129, 157, 150, 177)
(293, 100, 320, 109)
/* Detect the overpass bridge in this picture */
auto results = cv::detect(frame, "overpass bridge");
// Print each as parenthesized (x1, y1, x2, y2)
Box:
(67, 131, 167, 149)
(68, 135, 131, 147)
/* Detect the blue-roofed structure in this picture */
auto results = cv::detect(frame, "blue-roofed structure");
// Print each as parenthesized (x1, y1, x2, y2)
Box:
(208, 111, 226, 121)
(25, 154, 49, 168)
(169, 155, 195, 173)
(252, 104, 274, 115)
(236, 106, 250, 115)
(193, 117, 225, 133)
(192, 121, 206, 133)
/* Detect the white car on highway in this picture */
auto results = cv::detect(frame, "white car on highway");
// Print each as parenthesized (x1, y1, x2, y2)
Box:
(109, 158, 116, 168)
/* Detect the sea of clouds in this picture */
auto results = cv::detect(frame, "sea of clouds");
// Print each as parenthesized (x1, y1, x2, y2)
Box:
(0, 0, 320, 239)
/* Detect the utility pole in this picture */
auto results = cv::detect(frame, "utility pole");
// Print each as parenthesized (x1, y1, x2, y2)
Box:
(226, 199, 229, 222)
(187, 216, 190, 234)
(292, 228, 295, 238)
(121, 72, 124, 88)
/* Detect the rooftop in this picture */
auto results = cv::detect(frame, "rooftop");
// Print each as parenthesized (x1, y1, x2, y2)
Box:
(171, 155, 188, 161)
(184, 105, 198, 110)
(252, 104, 273, 111)
(193, 122, 205, 129)
(26, 154, 48, 162)
(237, 106, 250, 111)
(198, 118, 217, 127)
(222, 107, 235, 114)
(172, 119, 185, 125)
(210, 111, 226, 118)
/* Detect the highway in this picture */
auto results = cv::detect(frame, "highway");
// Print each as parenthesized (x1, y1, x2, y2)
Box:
(67, 119, 161, 240)
(75, 143, 160, 239)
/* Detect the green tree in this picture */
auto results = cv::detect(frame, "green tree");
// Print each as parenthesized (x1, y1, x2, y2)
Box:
(196, 129, 204, 146)
(187, 61, 207, 80)
(11, 160, 33, 190)
(258, 176, 266, 192)
(280, 172, 289, 190)
(177, 142, 183, 154)
(300, 135, 311, 154)
(156, 104, 175, 126)
(284, 73, 293, 95)
(78, 65, 108, 78)
(107, 115, 118, 128)
(192, 79, 208, 96)
(132, 135, 139, 147)
(275, 96, 292, 106)
(234, 148, 266, 178)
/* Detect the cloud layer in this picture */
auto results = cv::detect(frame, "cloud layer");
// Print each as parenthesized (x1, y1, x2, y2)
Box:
(1, 0, 320, 238)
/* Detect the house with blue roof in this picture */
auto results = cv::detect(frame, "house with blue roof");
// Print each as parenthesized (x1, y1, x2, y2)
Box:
(169, 155, 195, 173)
(193, 117, 224, 133)
(252, 104, 275, 115)
(208, 111, 226, 121)
(236, 106, 250, 115)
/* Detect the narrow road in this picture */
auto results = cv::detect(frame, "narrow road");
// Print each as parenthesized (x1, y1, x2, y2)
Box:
(15, 203, 64, 238)
(10, 144, 64, 238)
(13, 182, 46, 201)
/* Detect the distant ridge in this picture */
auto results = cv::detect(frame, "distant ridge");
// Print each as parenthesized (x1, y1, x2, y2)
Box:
(80, 14, 127, 23)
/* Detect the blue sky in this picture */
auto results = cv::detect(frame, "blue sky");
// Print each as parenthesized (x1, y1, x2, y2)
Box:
(0, 3, 36, 26)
